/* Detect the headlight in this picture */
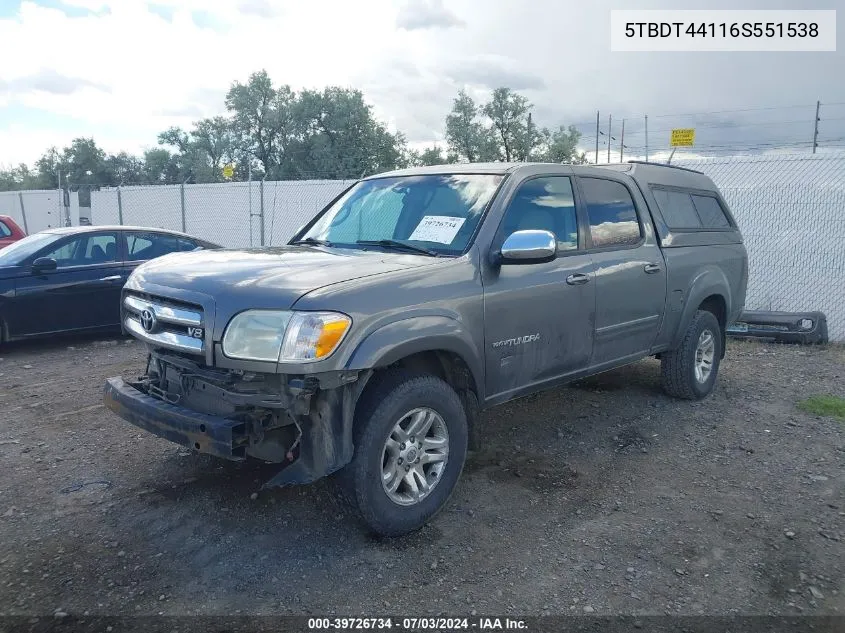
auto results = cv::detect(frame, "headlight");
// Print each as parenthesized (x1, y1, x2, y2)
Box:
(222, 310, 351, 363)
(222, 310, 292, 361)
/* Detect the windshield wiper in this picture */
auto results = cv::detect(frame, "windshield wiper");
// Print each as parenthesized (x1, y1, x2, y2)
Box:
(356, 239, 440, 257)
(291, 237, 334, 247)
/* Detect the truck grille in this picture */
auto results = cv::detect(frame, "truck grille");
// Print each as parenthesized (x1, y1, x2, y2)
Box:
(123, 292, 205, 355)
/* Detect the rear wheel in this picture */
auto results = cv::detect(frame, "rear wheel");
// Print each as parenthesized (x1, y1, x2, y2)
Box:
(661, 310, 722, 400)
(341, 370, 468, 537)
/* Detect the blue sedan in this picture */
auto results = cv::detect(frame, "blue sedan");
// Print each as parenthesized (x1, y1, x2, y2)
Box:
(0, 226, 219, 343)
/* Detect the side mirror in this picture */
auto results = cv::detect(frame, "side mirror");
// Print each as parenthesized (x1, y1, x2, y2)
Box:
(32, 257, 57, 274)
(498, 230, 557, 265)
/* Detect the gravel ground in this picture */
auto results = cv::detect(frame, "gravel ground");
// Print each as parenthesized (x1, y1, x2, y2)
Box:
(0, 335, 842, 618)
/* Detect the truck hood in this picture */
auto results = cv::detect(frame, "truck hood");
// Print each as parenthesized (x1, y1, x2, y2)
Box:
(126, 245, 438, 312)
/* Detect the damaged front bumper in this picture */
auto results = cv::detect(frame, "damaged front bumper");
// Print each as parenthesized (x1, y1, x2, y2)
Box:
(103, 351, 371, 487)
(104, 376, 249, 460)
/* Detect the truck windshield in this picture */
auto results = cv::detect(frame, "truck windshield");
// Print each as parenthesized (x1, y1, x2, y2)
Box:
(296, 174, 504, 256)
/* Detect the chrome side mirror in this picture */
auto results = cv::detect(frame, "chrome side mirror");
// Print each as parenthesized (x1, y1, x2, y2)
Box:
(499, 230, 556, 265)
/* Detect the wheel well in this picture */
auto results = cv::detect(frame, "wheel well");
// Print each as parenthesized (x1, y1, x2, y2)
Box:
(384, 350, 478, 400)
(698, 294, 727, 357)
(361, 350, 481, 448)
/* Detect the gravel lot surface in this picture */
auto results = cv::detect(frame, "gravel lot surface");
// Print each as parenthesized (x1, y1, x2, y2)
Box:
(0, 336, 842, 617)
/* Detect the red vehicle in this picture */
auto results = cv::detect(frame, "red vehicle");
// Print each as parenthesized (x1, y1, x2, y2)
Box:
(0, 216, 26, 249)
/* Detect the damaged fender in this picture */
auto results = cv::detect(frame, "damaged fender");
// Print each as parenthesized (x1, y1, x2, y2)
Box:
(262, 369, 373, 488)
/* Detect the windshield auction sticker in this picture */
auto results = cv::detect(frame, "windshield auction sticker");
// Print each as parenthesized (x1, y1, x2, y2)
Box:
(409, 216, 466, 244)
(610, 10, 836, 51)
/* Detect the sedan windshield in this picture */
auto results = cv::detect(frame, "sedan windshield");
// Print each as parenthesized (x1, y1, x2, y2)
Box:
(0, 232, 60, 265)
(297, 174, 504, 256)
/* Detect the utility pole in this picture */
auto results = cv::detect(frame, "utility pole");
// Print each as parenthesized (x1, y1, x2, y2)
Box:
(812, 100, 821, 153)
(607, 114, 612, 164)
(644, 115, 649, 162)
(56, 169, 62, 228)
(620, 119, 625, 162)
(595, 111, 600, 164)
(526, 112, 533, 162)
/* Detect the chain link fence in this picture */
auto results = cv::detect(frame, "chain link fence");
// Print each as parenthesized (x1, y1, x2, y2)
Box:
(90, 179, 353, 248)
(675, 153, 845, 341)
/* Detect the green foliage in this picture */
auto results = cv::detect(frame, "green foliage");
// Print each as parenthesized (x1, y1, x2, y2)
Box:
(483, 87, 532, 162)
(797, 395, 845, 421)
(445, 87, 585, 165)
(0, 163, 46, 191)
(445, 90, 490, 163)
(534, 125, 588, 164)
(2, 71, 590, 192)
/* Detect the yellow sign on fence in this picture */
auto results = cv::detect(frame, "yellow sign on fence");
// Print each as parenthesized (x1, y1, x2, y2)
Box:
(670, 128, 696, 147)
(222, 163, 235, 179)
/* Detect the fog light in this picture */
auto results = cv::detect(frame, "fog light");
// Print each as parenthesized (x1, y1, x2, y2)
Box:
(799, 318, 813, 330)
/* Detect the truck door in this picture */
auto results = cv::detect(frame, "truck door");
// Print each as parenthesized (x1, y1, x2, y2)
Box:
(481, 175, 595, 402)
(574, 176, 667, 367)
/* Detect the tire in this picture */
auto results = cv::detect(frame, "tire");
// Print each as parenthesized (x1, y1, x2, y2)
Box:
(340, 369, 468, 537)
(661, 310, 722, 400)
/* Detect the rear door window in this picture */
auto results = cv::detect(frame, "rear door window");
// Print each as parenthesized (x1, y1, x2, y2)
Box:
(579, 177, 642, 248)
(691, 195, 731, 228)
(127, 232, 186, 261)
(0, 221, 11, 237)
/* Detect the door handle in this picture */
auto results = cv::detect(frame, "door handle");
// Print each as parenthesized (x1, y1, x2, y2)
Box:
(566, 273, 591, 286)
(644, 263, 662, 274)
(100, 275, 122, 282)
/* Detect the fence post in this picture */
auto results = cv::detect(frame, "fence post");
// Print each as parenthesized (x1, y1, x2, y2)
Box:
(17, 192, 29, 234)
(259, 179, 265, 247)
(117, 186, 123, 225)
(180, 181, 187, 233)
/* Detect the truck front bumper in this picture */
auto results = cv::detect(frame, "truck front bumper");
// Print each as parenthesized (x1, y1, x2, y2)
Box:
(103, 377, 249, 461)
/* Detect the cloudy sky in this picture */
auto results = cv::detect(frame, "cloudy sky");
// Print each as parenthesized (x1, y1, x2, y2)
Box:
(1, 0, 844, 166)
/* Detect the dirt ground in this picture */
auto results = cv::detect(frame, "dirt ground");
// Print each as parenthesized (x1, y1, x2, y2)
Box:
(0, 335, 842, 618)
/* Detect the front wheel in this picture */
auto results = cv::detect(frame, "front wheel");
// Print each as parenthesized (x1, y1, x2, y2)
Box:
(661, 310, 723, 400)
(340, 370, 468, 537)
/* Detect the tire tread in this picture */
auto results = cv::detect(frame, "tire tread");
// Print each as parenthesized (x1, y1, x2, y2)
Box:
(661, 310, 721, 400)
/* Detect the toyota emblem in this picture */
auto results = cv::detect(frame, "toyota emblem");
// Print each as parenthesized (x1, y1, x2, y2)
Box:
(140, 308, 157, 333)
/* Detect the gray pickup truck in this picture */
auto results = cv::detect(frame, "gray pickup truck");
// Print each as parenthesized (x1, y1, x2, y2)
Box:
(104, 161, 747, 536)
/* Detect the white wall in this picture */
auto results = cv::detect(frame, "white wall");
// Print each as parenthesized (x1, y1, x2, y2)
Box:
(0, 189, 77, 233)
(90, 179, 351, 248)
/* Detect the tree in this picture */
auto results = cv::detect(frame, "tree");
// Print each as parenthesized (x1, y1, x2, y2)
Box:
(443, 86, 586, 165)
(445, 90, 490, 162)
(408, 145, 449, 167)
(482, 88, 534, 162)
(535, 125, 588, 164)
(225, 70, 286, 175)
(105, 152, 145, 185)
(188, 117, 236, 182)
(290, 87, 405, 179)
(60, 138, 110, 187)
(143, 148, 182, 184)
(0, 164, 45, 191)
(34, 146, 64, 188)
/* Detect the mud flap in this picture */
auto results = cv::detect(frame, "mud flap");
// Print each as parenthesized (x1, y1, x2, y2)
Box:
(262, 370, 372, 488)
